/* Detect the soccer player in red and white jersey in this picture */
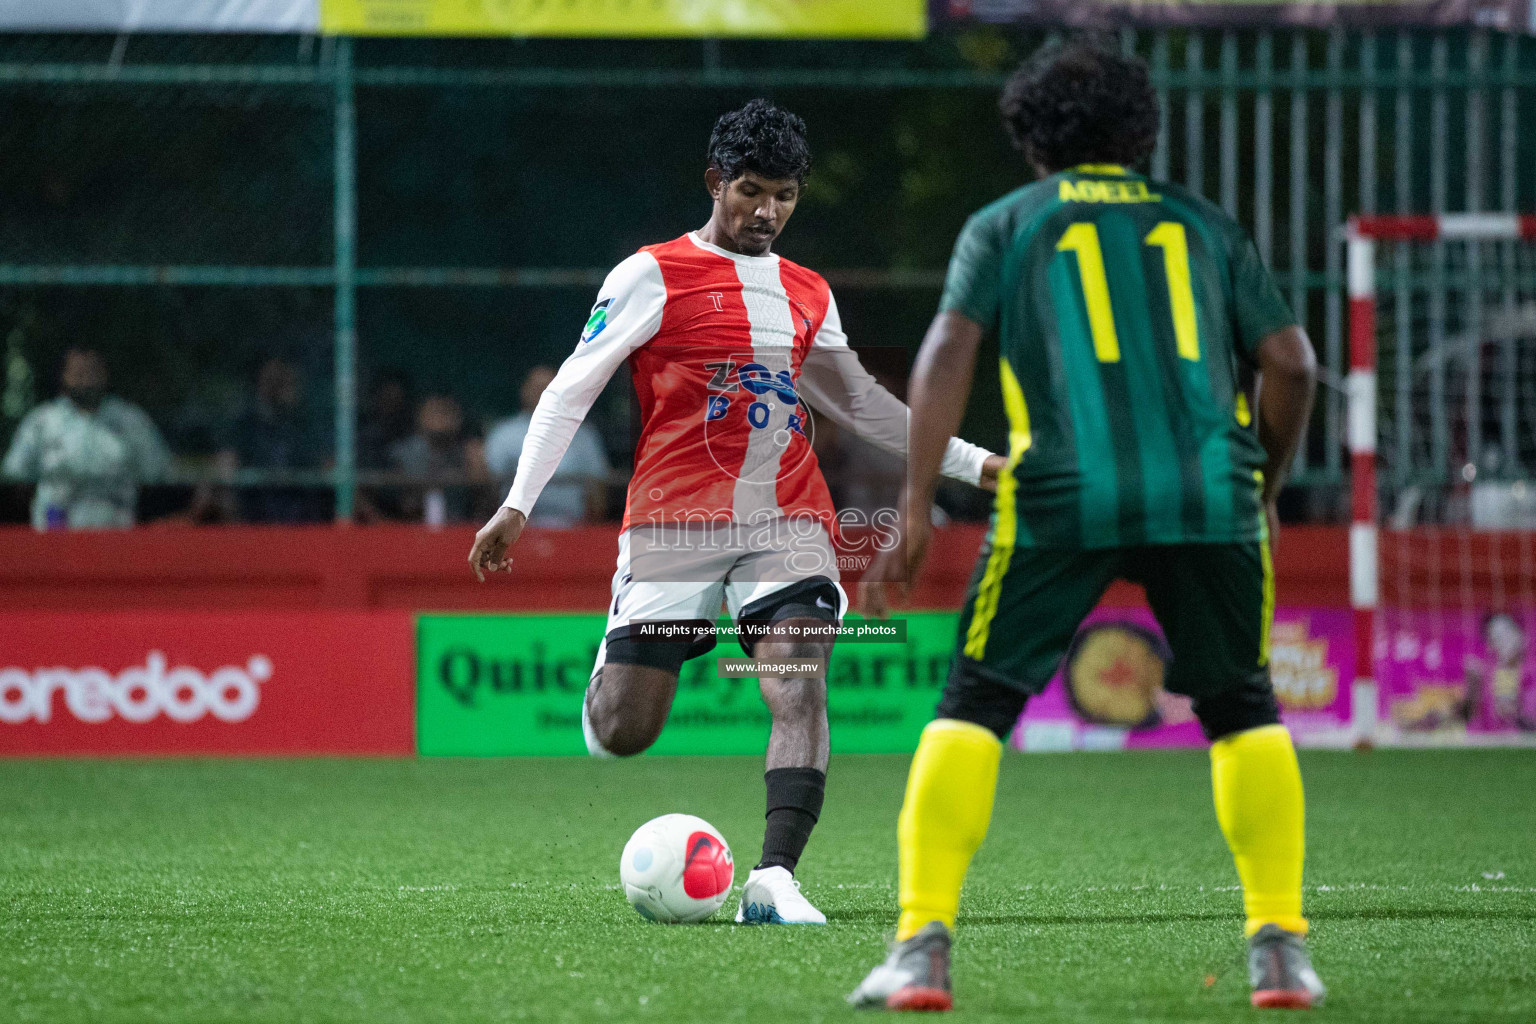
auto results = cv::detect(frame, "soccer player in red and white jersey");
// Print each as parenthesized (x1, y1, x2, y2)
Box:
(468, 100, 1002, 925)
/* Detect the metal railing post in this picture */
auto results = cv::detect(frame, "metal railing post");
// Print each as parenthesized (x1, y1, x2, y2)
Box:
(333, 37, 358, 522)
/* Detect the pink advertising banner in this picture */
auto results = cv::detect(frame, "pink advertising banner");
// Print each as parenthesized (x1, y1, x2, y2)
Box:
(1376, 610, 1536, 743)
(1013, 604, 1536, 750)
(1012, 608, 1339, 751)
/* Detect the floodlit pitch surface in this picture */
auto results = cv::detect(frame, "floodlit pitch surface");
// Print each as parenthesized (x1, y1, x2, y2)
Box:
(2, 751, 1532, 1023)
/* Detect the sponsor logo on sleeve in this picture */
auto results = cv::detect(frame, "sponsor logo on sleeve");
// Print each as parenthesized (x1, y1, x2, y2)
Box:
(581, 298, 613, 343)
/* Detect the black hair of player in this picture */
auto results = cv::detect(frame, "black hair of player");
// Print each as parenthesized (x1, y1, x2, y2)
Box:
(707, 99, 812, 185)
(999, 38, 1160, 175)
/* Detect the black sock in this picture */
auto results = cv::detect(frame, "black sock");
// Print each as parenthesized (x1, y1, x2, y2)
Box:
(756, 767, 826, 874)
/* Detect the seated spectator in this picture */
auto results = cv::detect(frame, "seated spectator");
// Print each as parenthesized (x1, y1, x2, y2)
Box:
(389, 392, 489, 525)
(355, 368, 415, 522)
(484, 365, 611, 527)
(219, 355, 330, 523)
(1, 346, 169, 530)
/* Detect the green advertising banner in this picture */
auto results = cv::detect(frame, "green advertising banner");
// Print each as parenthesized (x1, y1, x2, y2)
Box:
(416, 613, 959, 756)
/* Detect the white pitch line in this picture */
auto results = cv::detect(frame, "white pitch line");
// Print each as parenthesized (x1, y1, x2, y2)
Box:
(990, 882, 1536, 895)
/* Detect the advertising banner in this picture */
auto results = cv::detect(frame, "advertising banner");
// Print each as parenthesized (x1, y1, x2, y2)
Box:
(1377, 610, 1536, 744)
(1011, 607, 1355, 752)
(416, 608, 1367, 756)
(0, 0, 321, 32)
(931, 0, 1534, 32)
(0, 0, 926, 36)
(0, 611, 414, 756)
(417, 612, 957, 756)
(9, 0, 1532, 34)
(320, 0, 927, 38)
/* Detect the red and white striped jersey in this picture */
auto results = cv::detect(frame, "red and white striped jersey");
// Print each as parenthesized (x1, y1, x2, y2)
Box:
(504, 231, 990, 532)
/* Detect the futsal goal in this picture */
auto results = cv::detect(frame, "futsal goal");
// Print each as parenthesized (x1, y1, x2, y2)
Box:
(1345, 213, 1536, 744)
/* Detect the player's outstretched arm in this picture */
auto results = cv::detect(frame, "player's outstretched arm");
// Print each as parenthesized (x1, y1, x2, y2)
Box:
(796, 292, 999, 489)
(857, 311, 986, 618)
(1253, 325, 1318, 548)
(465, 251, 664, 579)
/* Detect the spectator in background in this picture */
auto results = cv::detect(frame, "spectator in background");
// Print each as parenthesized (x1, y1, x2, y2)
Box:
(358, 368, 415, 472)
(355, 368, 415, 522)
(484, 365, 610, 527)
(389, 392, 489, 525)
(219, 355, 329, 523)
(2, 346, 169, 529)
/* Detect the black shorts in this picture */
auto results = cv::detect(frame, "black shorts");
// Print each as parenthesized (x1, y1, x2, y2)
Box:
(946, 541, 1279, 739)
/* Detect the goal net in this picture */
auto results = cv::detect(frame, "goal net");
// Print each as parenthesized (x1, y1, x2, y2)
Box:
(1347, 214, 1536, 744)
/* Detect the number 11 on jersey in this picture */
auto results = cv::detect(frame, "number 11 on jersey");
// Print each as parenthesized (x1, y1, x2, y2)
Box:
(1056, 220, 1202, 364)
(1055, 223, 1121, 363)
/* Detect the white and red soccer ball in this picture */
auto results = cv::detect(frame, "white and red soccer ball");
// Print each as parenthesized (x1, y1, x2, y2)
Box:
(620, 813, 734, 923)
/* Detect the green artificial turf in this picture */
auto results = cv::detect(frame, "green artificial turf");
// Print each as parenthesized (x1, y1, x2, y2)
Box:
(1, 750, 1533, 1023)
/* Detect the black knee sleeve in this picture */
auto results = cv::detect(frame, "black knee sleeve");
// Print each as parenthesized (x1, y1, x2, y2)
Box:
(936, 658, 1031, 740)
(1192, 685, 1281, 742)
(736, 576, 839, 657)
(604, 620, 717, 673)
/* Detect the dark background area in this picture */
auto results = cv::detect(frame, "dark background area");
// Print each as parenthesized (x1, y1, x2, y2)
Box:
(1, 29, 1532, 524)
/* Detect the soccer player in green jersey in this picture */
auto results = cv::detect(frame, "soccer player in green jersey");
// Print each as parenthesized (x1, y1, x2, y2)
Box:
(848, 40, 1323, 1011)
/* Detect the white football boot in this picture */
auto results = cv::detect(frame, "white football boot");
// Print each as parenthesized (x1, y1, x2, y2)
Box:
(734, 865, 827, 925)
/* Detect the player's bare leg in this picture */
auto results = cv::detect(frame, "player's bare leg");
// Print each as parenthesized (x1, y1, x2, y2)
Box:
(582, 662, 679, 757)
(758, 619, 831, 774)
(737, 617, 832, 924)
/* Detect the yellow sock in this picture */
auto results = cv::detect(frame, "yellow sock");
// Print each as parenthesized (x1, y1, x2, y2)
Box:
(895, 718, 1003, 941)
(1210, 723, 1308, 937)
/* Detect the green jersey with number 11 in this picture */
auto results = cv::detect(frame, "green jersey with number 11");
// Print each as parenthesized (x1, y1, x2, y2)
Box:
(941, 163, 1296, 549)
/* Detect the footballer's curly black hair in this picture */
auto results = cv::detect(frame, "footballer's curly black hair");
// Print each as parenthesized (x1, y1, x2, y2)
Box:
(707, 98, 812, 185)
(999, 39, 1160, 174)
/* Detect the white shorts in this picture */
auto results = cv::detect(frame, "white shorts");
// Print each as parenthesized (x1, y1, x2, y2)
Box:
(580, 518, 849, 757)
(599, 518, 849, 665)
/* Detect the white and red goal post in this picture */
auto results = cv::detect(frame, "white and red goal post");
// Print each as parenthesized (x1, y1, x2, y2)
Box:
(1345, 213, 1536, 742)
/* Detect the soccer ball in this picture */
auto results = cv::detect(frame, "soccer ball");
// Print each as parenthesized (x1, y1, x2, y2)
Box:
(619, 813, 734, 923)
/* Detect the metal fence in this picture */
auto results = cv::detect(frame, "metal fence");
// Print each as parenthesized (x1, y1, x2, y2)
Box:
(1133, 28, 1534, 498)
(0, 28, 1532, 520)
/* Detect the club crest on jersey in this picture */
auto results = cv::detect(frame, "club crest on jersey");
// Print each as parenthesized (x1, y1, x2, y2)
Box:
(581, 298, 613, 343)
(792, 300, 814, 334)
